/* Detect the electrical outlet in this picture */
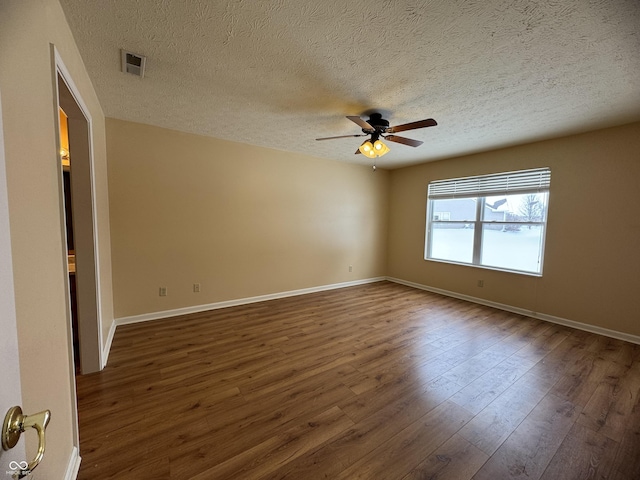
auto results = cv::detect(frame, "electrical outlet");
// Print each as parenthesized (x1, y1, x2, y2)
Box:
(193, 283, 201, 293)
(159, 287, 167, 296)
(349, 265, 353, 272)
(477, 280, 484, 287)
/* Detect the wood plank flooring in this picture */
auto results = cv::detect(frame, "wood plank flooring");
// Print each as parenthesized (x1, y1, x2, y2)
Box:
(75, 281, 640, 479)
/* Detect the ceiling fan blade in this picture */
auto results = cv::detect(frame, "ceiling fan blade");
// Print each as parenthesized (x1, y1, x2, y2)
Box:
(316, 134, 367, 141)
(346, 115, 375, 131)
(386, 118, 437, 133)
(355, 148, 362, 155)
(385, 135, 424, 147)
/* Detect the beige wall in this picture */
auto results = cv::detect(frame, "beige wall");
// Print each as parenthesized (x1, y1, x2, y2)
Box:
(1, 3, 636, 479)
(107, 119, 388, 318)
(0, 0, 114, 477)
(388, 121, 640, 337)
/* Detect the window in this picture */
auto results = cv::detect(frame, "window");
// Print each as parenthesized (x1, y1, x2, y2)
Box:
(425, 168, 551, 275)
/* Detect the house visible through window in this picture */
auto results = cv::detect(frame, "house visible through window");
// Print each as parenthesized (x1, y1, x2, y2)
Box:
(433, 212, 451, 221)
(425, 168, 551, 275)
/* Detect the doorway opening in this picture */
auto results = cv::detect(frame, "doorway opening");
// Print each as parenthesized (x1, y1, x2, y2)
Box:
(56, 69, 102, 375)
(59, 106, 80, 372)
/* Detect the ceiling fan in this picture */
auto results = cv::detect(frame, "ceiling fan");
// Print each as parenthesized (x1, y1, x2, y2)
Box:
(316, 112, 437, 159)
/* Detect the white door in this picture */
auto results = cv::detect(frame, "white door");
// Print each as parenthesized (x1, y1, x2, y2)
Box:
(0, 89, 27, 474)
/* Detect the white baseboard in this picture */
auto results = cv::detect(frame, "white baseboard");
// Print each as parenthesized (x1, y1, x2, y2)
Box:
(102, 320, 117, 368)
(386, 276, 640, 345)
(63, 446, 81, 480)
(116, 277, 385, 326)
(103, 278, 386, 363)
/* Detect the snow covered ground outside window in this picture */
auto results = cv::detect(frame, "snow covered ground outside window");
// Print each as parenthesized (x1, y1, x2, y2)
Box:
(430, 226, 544, 274)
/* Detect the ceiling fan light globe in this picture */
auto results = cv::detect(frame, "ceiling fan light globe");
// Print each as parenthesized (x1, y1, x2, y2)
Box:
(374, 140, 390, 156)
(359, 141, 374, 155)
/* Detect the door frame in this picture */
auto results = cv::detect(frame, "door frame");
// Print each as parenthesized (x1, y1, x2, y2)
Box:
(52, 46, 104, 378)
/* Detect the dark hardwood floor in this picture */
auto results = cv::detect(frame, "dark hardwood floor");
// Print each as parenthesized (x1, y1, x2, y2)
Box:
(76, 281, 640, 479)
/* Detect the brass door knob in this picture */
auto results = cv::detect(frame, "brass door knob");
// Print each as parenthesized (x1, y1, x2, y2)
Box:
(2, 406, 51, 478)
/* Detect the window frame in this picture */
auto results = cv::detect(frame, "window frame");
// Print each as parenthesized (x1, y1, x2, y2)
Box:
(424, 168, 550, 276)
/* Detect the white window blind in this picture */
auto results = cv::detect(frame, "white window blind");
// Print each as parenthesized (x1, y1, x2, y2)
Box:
(428, 168, 551, 199)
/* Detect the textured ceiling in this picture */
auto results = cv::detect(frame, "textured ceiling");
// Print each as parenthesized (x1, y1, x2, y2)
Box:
(58, 0, 640, 169)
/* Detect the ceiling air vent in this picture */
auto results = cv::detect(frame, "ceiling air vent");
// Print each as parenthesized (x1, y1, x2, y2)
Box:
(121, 50, 146, 78)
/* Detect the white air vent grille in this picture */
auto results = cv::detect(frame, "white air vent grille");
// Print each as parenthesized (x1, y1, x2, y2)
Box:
(121, 50, 146, 78)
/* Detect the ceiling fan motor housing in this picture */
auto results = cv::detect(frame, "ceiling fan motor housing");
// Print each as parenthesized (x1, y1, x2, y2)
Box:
(364, 113, 390, 133)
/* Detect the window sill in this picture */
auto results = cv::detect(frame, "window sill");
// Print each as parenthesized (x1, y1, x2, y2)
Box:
(424, 257, 543, 277)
